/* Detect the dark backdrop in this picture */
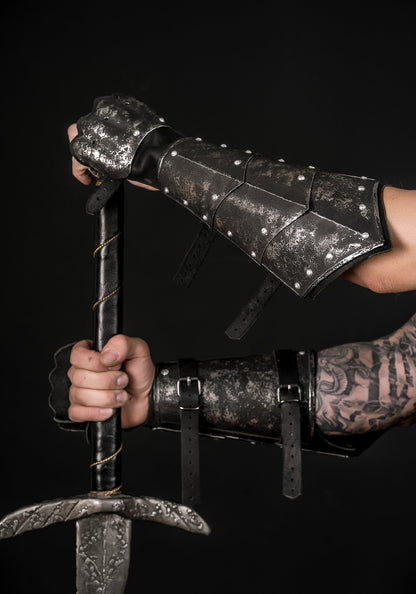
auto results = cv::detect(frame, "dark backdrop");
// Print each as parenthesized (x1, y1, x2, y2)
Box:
(1, 2, 416, 593)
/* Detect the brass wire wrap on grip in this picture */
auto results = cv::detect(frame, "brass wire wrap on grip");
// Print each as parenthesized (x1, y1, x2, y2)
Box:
(93, 232, 121, 258)
(90, 484, 123, 497)
(92, 287, 121, 310)
(89, 444, 124, 468)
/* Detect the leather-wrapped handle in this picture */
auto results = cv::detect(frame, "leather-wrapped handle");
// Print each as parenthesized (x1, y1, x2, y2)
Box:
(89, 181, 124, 494)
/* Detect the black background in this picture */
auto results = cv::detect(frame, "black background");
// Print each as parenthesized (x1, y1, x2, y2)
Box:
(1, 2, 416, 592)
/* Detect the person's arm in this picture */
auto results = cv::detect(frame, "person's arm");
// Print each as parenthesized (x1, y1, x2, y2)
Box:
(341, 186, 416, 294)
(67, 94, 416, 299)
(316, 311, 416, 434)
(61, 313, 416, 437)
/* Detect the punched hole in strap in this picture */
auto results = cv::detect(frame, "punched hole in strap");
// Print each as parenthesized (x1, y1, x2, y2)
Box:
(173, 224, 217, 288)
(226, 273, 282, 340)
(177, 363, 202, 507)
(275, 350, 303, 500)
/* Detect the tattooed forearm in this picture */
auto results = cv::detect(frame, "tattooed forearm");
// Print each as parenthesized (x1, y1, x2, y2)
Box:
(315, 313, 416, 435)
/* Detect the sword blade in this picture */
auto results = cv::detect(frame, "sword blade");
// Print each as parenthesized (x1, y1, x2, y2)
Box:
(76, 513, 131, 594)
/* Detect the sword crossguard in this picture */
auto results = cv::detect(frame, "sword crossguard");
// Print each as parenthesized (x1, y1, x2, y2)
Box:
(0, 493, 210, 540)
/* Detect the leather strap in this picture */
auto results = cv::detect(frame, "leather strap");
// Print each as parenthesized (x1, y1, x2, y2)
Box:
(177, 359, 201, 507)
(173, 224, 217, 288)
(226, 273, 282, 340)
(274, 350, 302, 499)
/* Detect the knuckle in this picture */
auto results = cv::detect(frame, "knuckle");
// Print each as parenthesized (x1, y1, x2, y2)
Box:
(68, 405, 81, 423)
(103, 390, 118, 407)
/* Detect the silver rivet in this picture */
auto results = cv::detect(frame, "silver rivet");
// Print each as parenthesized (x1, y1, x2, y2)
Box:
(159, 117, 165, 122)
(227, 230, 232, 237)
(234, 160, 242, 165)
(220, 143, 227, 148)
(160, 368, 169, 376)
(171, 150, 178, 156)
(278, 158, 285, 162)
(261, 228, 268, 235)
(164, 187, 169, 193)
(359, 203, 366, 210)
(325, 252, 334, 260)
(245, 149, 252, 153)
(212, 194, 219, 201)
(183, 200, 188, 205)
(202, 215, 208, 221)
(294, 282, 301, 290)
(298, 174, 305, 181)
(358, 185, 365, 191)
(196, 137, 202, 141)
(133, 129, 141, 136)
(362, 232, 369, 239)
(308, 165, 315, 169)
(306, 268, 313, 277)
(299, 351, 305, 355)
(251, 251, 256, 258)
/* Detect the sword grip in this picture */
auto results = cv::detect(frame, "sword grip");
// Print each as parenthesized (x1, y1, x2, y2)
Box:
(89, 182, 124, 494)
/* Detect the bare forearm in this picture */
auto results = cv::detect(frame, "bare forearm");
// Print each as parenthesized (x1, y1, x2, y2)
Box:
(316, 313, 416, 435)
(341, 187, 416, 293)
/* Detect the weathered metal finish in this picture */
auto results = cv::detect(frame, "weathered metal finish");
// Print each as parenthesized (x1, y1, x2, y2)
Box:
(158, 137, 252, 227)
(149, 352, 312, 443)
(71, 93, 168, 180)
(158, 139, 390, 299)
(0, 494, 210, 540)
(76, 514, 131, 594)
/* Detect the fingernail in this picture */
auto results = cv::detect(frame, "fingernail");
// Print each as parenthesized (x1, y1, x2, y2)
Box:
(117, 374, 128, 387)
(100, 408, 113, 417)
(116, 391, 128, 404)
(102, 350, 119, 363)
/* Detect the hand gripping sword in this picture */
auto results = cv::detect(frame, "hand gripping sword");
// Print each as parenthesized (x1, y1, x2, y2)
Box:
(0, 180, 210, 592)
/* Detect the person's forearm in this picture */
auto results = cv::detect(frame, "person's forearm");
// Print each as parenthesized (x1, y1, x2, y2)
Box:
(341, 186, 416, 293)
(316, 312, 416, 435)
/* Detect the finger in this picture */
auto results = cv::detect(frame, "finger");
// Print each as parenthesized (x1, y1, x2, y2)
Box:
(68, 403, 114, 423)
(70, 340, 110, 372)
(69, 385, 129, 408)
(72, 155, 93, 185)
(67, 123, 78, 142)
(68, 367, 129, 391)
(100, 334, 150, 363)
(100, 335, 155, 393)
(68, 123, 94, 185)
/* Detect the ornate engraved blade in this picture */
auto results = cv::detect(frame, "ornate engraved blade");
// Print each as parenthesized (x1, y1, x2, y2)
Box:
(76, 514, 131, 594)
(0, 494, 210, 540)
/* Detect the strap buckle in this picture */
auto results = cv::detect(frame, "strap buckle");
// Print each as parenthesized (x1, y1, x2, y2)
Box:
(277, 383, 302, 405)
(177, 376, 202, 410)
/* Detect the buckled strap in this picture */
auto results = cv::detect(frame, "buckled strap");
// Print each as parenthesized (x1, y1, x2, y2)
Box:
(274, 350, 302, 499)
(177, 359, 201, 506)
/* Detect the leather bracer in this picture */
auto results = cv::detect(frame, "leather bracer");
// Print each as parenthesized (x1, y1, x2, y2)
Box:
(146, 349, 383, 499)
(157, 140, 390, 298)
(71, 94, 391, 300)
(48, 343, 385, 499)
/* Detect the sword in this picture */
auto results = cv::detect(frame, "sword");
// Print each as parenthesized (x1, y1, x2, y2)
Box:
(0, 179, 210, 592)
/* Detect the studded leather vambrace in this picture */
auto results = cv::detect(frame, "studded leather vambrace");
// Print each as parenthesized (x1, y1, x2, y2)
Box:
(49, 344, 385, 499)
(71, 93, 391, 299)
(146, 350, 383, 499)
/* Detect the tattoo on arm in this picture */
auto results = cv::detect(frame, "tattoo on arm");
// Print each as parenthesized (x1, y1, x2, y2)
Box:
(315, 313, 416, 435)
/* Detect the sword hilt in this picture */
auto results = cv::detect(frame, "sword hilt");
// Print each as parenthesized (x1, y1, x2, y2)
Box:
(89, 180, 124, 495)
